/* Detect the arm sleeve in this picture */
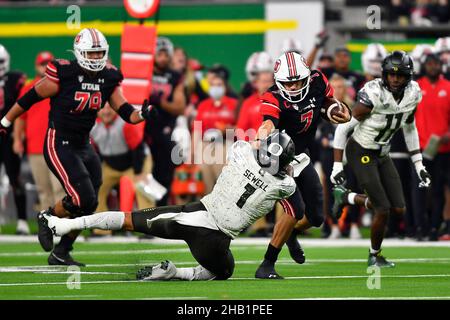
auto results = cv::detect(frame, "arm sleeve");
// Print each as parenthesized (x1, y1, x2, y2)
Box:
(356, 87, 374, 109)
(402, 120, 421, 152)
(259, 92, 281, 120)
(333, 117, 360, 150)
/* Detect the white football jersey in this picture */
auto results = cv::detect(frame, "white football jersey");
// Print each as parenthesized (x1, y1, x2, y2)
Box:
(352, 78, 422, 151)
(201, 141, 296, 239)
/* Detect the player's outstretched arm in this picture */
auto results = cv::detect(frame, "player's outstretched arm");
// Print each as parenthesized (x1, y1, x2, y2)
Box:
(252, 119, 275, 148)
(0, 77, 58, 134)
(402, 119, 431, 188)
(330, 102, 370, 185)
(109, 86, 157, 124)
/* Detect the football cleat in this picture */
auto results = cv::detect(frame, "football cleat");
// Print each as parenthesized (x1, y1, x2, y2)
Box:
(286, 231, 305, 264)
(37, 209, 55, 252)
(48, 251, 85, 267)
(332, 185, 350, 219)
(368, 251, 395, 268)
(255, 260, 284, 279)
(137, 260, 177, 281)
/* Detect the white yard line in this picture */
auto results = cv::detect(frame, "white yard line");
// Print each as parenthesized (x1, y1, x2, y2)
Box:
(1, 235, 450, 247)
(1, 273, 450, 287)
(0, 257, 449, 272)
(286, 296, 450, 300)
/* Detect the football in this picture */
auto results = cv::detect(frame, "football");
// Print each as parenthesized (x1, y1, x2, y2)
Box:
(322, 97, 345, 123)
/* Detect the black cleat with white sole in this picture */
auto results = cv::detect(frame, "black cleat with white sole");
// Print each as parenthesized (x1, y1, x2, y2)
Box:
(255, 259, 284, 279)
(48, 251, 86, 267)
(37, 209, 55, 252)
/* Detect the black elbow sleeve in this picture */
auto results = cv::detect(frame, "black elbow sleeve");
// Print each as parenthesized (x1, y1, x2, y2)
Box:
(17, 87, 44, 110)
(118, 102, 136, 123)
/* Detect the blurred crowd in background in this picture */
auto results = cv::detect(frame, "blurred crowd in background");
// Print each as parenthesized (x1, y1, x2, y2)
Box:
(1, 13, 450, 242)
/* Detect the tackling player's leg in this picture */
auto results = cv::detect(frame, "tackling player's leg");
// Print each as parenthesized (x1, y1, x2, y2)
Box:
(41, 202, 234, 281)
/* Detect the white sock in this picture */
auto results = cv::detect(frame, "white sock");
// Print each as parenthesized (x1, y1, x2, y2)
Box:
(174, 265, 216, 281)
(348, 193, 357, 205)
(73, 211, 125, 231)
(370, 247, 381, 255)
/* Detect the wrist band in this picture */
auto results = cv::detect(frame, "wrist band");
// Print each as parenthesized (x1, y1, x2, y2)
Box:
(1, 117, 11, 128)
(411, 153, 423, 163)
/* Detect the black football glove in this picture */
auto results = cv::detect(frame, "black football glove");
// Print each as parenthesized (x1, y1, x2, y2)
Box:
(148, 91, 163, 106)
(315, 30, 329, 48)
(140, 99, 158, 121)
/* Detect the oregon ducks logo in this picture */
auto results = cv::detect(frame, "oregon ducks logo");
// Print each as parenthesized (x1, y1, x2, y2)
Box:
(361, 155, 370, 164)
(393, 66, 398, 72)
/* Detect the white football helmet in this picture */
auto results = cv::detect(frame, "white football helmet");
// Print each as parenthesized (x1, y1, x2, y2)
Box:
(410, 44, 435, 74)
(274, 52, 311, 103)
(435, 37, 450, 67)
(156, 37, 174, 56)
(73, 28, 109, 72)
(245, 51, 273, 82)
(361, 43, 387, 77)
(0, 44, 10, 78)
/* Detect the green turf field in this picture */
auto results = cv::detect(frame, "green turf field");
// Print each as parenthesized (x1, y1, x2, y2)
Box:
(1, 240, 450, 300)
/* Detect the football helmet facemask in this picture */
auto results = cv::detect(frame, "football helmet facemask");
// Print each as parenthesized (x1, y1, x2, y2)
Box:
(73, 28, 109, 72)
(274, 52, 311, 103)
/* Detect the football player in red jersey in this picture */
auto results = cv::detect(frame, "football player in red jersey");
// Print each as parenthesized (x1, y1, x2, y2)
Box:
(254, 51, 352, 279)
(0, 28, 156, 266)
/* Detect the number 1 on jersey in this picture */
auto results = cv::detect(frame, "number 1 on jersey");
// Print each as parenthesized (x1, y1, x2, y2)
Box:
(236, 183, 257, 208)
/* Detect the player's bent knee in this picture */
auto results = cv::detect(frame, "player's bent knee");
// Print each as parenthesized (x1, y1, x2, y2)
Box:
(309, 214, 324, 227)
(391, 207, 405, 215)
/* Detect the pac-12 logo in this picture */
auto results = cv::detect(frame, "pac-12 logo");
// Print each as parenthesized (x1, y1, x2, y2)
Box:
(274, 59, 281, 73)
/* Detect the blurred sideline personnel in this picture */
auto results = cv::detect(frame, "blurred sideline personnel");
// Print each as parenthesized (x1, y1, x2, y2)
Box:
(193, 68, 237, 194)
(435, 37, 450, 80)
(414, 53, 450, 241)
(321, 47, 366, 100)
(410, 44, 435, 79)
(254, 51, 352, 279)
(331, 51, 431, 267)
(41, 132, 309, 281)
(0, 28, 156, 265)
(90, 103, 152, 214)
(361, 43, 388, 82)
(144, 37, 186, 206)
(0, 44, 28, 234)
(317, 74, 360, 239)
(241, 51, 273, 100)
(13, 51, 65, 218)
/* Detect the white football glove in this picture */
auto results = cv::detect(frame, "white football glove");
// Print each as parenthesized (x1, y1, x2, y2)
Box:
(330, 162, 346, 185)
(414, 162, 431, 188)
